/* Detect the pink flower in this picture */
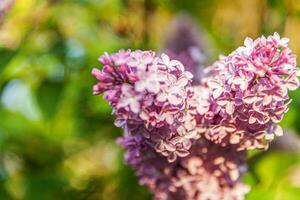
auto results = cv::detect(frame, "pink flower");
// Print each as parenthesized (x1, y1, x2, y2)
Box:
(158, 53, 185, 72)
(236, 37, 254, 57)
(127, 50, 155, 70)
(206, 125, 236, 144)
(207, 79, 225, 99)
(117, 84, 140, 114)
(231, 71, 254, 90)
(272, 32, 290, 48)
(216, 98, 235, 115)
(111, 49, 131, 65)
(156, 72, 191, 105)
(189, 86, 211, 115)
(201, 33, 299, 150)
(92, 33, 299, 200)
(135, 71, 161, 94)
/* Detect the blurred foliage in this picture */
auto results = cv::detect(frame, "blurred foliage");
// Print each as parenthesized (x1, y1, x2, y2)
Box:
(1, 0, 300, 199)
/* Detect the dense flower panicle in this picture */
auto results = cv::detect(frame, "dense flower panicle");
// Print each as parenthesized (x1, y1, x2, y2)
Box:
(118, 133, 249, 200)
(92, 50, 208, 162)
(201, 33, 299, 150)
(92, 33, 299, 200)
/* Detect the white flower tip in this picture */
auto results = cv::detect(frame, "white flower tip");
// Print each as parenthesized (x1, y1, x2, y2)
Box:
(244, 37, 253, 47)
(273, 32, 280, 39)
(161, 53, 170, 62)
(274, 125, 283, 136)
(91, 68, 100, 76)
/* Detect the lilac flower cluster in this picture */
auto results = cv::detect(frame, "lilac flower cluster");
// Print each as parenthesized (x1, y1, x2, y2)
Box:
(118, 135, 249, 200)
(92, 33, 299, 200)
(202, 33, 299, 150)
(92, 50, 208, 163)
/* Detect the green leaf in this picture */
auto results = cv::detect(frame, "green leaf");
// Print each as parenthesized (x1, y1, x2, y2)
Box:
(0, 49, 17, 74)
(36, 80, 64, 119)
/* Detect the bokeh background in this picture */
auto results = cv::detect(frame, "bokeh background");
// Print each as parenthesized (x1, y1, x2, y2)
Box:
(1, 0, 300, 199)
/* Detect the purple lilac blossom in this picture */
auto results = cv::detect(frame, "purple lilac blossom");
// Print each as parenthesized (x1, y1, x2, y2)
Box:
(201, 33, 299, 151)
(118, 133, 249, 200)
(92, 33, 299, 200)
(92, 50, 206, 162)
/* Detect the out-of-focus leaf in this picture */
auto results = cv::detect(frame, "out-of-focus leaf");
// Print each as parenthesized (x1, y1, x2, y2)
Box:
(246, 152, 300, 200)
(0, 49, 17, 74)
(36, 80, 64, 119)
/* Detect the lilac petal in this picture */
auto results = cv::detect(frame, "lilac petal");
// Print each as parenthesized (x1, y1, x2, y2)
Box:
(252, 100, 263, 112)
(232, 77, 244, 85)
(91, 68, 102, 77)
(185, 71, 194, 79)
(225, 102, 235, 115)
(147, 81, 160, 93)
(225, 125, 236, 132)
(184, 121, 196, 131)
(168, 94, 182, 105)
(177, 126, 186, 136)
(230, 134, 241, 144)
(170, 60, 184, 71)
(127, 59, 139, 67)
(197, 106, 209, 115)
(177, 77, 189, 87)
(167, 152, 177, 163)
(249, 115, 257, 124)
(176, 149, 190, 158)
(229, 169, 239, 181)
(217, 99, 228, 106)
(182, 139, 192, 149)
(161, 53, 170, 64)
(130, 100, 140, 114)
(274, 125, 283, 136)
(165, 114, 174, 125)
(185, 130, 198, 139)
(121, 84, 132, 93)
(156, 92, 167, 102)
(243, 95, 257, 104)
(139, 111, 149, 121)
(286, 77, 299, 90)
(135, 82, 145, 92)
(271, 115, 282, 123)
(207, 80, 221, 88)
(213, 88, 223, 99)
(165, 142, 176, 152)
(155, 140, 165, 152)
(263, 95, 273, 105)
(265, 133, 274, 140)
(244, 37, 253, 47)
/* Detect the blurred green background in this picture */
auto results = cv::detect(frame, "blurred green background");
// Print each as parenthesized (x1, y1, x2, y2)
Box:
(1, 0, 300, 199)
